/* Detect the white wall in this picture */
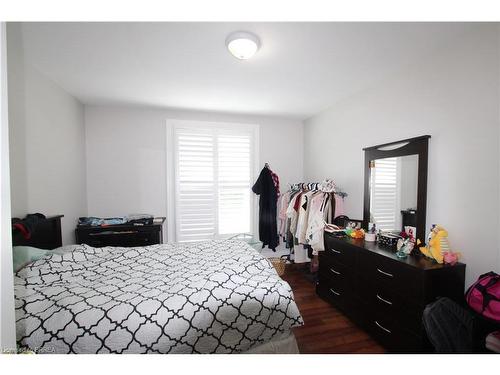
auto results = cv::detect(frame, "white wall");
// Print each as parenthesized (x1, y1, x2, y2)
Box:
(304, 25, 500, 286)
(85, 105, 304, 243)
(7, 23, 87, 245)
(1, 22, 16, 352)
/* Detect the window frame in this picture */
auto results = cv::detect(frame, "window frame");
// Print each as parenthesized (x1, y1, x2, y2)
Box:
(166, 119, 260, 243)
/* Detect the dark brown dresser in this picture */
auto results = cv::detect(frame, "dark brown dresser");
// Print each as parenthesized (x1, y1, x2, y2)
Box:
(317, 231, 466, 353)
(75, 218, 166, 248)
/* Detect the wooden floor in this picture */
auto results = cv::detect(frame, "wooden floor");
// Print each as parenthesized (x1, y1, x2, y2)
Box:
(281, 265, 385, 354)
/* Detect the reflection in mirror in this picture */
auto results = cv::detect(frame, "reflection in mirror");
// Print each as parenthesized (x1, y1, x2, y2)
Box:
(369, 154, 418, 233)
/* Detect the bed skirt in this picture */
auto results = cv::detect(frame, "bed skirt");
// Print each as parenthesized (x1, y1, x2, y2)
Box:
(243, 331, 299, 354)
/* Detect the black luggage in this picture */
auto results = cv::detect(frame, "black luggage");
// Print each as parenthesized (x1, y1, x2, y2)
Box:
(422, 297, 474, 353)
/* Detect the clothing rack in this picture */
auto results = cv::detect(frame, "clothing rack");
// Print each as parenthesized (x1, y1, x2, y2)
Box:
(278, 180, 347, 267)
(288, 181, 348, 198)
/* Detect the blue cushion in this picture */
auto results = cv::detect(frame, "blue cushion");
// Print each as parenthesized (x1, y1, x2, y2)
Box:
(12, 246, 51, 272)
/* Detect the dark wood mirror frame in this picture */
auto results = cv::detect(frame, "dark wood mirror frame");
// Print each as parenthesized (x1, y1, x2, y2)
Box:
(363, 135, 430, 244)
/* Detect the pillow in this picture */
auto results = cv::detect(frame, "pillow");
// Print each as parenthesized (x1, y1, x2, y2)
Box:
(12, 246, 51, 272)
(52, 244, 82, 255)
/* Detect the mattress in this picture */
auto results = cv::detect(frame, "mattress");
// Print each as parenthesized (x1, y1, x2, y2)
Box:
(14, 240, 303, 353)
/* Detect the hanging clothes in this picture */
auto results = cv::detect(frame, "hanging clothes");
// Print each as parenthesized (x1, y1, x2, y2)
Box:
(306, 192, 330, 251)
(334, 194, 345, 219)
(284, 189, 301, 250)
(270, 170, 280, 197)
(252, 166, 279, 251)
(282, 179, 347, 261)
(278, 191, 291, 240)
(287, 191, 303, 238)
(293, 192, 313, 264)
(296, 191, 315, 244)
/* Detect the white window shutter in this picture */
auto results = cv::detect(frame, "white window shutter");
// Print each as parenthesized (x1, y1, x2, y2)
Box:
(217, 132, 252, 235)
(370, 157, 399, 232)
(173, 125, 254, 242)
(175, 128, 216, 242)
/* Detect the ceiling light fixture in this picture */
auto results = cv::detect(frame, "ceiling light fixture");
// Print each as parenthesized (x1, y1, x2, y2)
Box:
(226, 31, 261, 60)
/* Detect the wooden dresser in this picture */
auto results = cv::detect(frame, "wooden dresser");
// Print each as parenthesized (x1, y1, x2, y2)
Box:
(75, 218, 166, 248)
(317, 232, 466, 353)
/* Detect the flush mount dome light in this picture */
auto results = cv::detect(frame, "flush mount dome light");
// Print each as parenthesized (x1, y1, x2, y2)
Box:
(226, 31, 261, 60)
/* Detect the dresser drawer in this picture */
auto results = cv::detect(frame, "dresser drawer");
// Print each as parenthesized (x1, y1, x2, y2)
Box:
(358, 281, 424, 335)
(322, 236, 356, 268)
(76, 221, 165, 248)
(358, 249, 423, 299)
(364, 309, 424, 353)
(319, 254, 353, 280)
(78, 231, 159, 247)
(317, 277, 355, 312)
(317, 234, 465, 353)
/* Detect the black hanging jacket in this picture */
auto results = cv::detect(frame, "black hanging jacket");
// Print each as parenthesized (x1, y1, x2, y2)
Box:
(252, 167, 279, 250)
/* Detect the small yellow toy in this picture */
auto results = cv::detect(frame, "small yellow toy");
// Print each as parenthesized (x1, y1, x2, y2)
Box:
(419, 225, 450, 264)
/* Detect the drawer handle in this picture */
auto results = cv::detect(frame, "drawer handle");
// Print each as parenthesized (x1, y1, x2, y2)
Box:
(376, 294, 393, 305)
(377, 268, 394, 278)
(375, 320, 392, 334)
(330, 249, 341, 254)
(329, 288, 341, 296)
(330, 268, 341, 275)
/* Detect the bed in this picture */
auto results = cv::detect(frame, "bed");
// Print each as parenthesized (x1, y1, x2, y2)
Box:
(14, 235, 303, 354)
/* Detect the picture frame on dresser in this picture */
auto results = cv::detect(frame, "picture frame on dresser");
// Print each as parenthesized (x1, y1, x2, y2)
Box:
(345, 220, 362, 230)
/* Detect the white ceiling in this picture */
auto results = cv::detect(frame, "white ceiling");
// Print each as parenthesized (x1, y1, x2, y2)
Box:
(20, 22, 473, 119)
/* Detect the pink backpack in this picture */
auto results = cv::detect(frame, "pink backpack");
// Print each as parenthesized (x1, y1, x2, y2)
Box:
(465, 272, 500, 322)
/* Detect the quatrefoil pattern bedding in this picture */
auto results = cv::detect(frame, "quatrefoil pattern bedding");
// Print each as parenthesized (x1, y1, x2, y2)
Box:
(15, 240, 303, 353)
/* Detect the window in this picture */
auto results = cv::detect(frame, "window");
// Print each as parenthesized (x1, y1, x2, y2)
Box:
(369, 157, 401, 231)
(168, 121, 257, 242)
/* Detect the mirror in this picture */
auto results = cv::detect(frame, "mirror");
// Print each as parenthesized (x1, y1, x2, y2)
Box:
(363, 136, 430, 243)
(369, 154, 418, 233)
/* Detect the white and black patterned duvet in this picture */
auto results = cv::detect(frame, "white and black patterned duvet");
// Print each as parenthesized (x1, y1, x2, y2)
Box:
(15, 240, 303, 353)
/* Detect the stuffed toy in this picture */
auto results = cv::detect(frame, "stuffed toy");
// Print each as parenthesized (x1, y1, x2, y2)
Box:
(419, 225, 453, 264)
(442, 251, 461, 265)
(349, 228, 365, 239)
